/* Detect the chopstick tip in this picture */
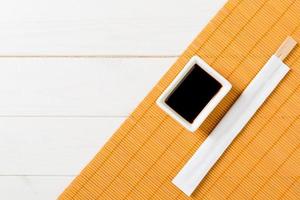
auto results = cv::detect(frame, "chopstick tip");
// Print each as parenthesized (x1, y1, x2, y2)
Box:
(275, 36, 297, 61)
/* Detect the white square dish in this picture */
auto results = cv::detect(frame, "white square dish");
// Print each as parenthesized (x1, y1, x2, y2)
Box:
(156, 56, 231, 132)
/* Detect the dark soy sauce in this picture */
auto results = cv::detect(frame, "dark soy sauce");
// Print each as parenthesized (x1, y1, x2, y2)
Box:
(165, 64, 222, 123)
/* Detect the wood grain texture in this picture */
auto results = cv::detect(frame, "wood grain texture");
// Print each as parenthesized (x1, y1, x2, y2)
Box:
(0, 0, 226, 55)
(0, 176, 74, 200)
(0, 58, 170, 116)
(0, 58, 170, 199)
(59, 0, 300, 199)
(0, 117, 124, 175)
(0, 0, 230, 199)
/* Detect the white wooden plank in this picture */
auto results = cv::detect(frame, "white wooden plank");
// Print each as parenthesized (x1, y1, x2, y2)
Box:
(0, 117, 124, 175)
(0, 0, 227, 55)
(0, 58, 171, 116)
(0, 176, 73, 200)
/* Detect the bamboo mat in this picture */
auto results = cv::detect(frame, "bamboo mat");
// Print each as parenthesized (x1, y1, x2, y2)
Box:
(59, 0, 300, 199)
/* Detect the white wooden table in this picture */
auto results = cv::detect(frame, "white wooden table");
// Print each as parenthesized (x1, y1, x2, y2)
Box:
(0, 0, 227, 199)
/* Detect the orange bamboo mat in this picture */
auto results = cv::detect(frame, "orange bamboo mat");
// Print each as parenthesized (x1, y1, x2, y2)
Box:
(59, 0, 300, 199)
